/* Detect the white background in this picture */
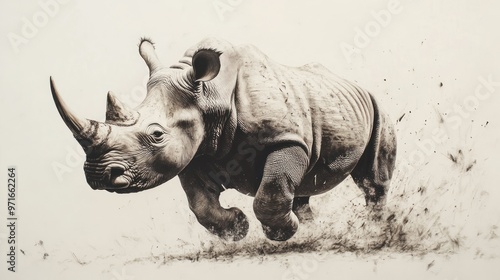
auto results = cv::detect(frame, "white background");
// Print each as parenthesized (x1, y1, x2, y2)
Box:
(1, 0, 500, 279)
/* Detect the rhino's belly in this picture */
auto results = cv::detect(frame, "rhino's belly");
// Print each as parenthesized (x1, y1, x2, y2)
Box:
(215, 129, 367, 197)
(296, 150, 361, 196)
(222, 149, 363, 198)
(226, 160, 359, 198)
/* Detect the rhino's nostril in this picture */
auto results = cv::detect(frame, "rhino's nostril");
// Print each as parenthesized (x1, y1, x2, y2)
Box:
(110, 166, 125, 178)
(106, 165, 129, 188)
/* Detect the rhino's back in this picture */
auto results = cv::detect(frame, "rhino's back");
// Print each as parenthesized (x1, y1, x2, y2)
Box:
(232, 44, 374, 173)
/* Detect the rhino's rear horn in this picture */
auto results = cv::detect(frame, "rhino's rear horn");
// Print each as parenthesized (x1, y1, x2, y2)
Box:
(105, 91, 139, 125)
(139, 38, 162, 75)
(50, 77, 109, 149)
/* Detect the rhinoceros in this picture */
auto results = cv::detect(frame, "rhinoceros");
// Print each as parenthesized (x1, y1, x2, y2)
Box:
(50, 37, 396, 241)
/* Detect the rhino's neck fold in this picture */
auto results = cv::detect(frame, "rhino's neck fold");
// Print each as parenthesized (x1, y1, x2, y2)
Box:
(196, 85, 236, 159)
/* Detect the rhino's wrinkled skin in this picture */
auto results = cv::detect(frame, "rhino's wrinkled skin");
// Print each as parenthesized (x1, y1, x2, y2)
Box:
(51, 37, 396, 241)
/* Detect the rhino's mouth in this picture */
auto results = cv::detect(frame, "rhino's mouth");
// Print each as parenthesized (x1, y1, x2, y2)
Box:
(105, 186, 147, 194)
(86, 176, 131, 190)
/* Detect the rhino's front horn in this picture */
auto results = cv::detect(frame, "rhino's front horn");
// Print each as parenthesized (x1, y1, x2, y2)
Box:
(105, 91, 139, 125)
(50, 77, 110, 149)
(139, 38, 162, 75)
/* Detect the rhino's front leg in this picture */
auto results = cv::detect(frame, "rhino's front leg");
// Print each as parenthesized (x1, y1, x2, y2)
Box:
(253, 145, 309, 241)
(178, 168, 249, 241)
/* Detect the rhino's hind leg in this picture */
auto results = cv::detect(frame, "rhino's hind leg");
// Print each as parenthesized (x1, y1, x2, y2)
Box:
(179, 166, 249, 241)
(351, 98, 396, 210)
(253, 145, 309, 241)
(292, 197, 315, 223)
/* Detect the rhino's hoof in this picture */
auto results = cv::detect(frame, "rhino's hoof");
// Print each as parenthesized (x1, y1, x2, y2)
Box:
(262, 214, 299, 241)
(228, 209, 250, 241)
(213, 208, 249, 242)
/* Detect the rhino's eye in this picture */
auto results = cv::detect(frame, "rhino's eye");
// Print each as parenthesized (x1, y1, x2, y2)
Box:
(150, 130, 165, 143)
(145, 124, 167, 145)
(152, 130, 163, 138)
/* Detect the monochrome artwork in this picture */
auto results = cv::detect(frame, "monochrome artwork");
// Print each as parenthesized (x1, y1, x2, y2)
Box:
(1, 1, 499, 279)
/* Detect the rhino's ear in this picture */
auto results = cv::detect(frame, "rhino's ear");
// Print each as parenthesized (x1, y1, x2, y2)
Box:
(192, 49, 221, 82)
(139, 37, 162, 76)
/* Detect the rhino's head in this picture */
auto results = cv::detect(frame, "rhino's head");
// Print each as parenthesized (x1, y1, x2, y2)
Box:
(51, 38, 226, 193)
